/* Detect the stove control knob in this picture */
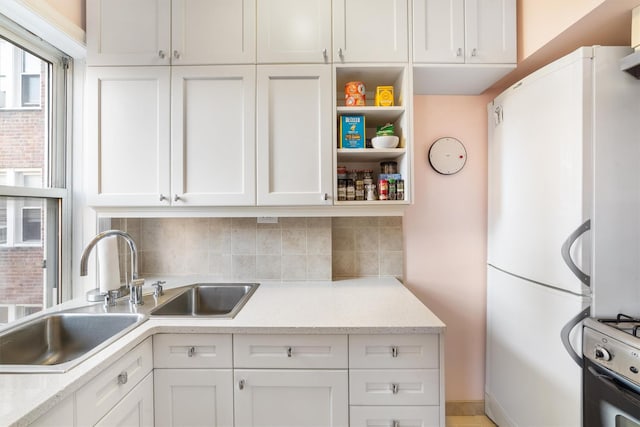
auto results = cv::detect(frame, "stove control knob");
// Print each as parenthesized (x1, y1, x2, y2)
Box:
(595, 347, 612, 361)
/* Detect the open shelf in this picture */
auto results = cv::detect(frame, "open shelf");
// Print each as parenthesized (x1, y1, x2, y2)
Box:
(337, 148, 406, 162)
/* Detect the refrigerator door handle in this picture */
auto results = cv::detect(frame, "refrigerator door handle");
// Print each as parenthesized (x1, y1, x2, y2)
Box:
(561, 306, 590, 367)
(561, 219, 591, 288)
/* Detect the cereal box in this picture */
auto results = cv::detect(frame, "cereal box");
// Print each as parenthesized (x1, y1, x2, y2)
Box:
(340, 115, 365, 149)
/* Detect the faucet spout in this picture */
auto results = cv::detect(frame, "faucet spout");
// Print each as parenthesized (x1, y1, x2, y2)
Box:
(80, 230, 142, 304)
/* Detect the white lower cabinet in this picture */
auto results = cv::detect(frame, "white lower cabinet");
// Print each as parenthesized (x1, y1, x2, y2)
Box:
(233, 369, 348, 427)
(76, 338, 154, 426)
(350, 406, 440, 427)
(154, 369, 233, 427)
(153, 333, 234, 427)
(30, 395, 75, 427)
(96, 372, 154, 427)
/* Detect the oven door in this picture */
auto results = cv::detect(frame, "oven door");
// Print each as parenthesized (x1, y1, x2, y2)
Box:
(584, 358, 640, 427)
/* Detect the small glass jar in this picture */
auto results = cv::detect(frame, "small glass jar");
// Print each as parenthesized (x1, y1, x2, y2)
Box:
(380, 161, 397, 174)
(337, 179, 347, 201)
(396, 179, 404, 200)
(378, 179, 388, 200)
(346, 179, 355, 201)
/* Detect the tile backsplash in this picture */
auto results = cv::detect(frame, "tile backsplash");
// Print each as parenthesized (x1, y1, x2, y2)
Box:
(107, 216, 403, 281)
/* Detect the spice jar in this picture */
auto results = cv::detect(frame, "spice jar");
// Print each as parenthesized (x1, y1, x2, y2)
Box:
(337, 179, 347, 201)
(388, 179, 397, 200)
(397, 179, 404, 200)
(380, 161, 397, 174)
(378, 179, 388, 200)
(346, 180, 355, 201)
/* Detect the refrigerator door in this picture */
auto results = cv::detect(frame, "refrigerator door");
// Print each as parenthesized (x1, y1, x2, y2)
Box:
(487, 49, 591, 296)
(485, 266, 588, 427)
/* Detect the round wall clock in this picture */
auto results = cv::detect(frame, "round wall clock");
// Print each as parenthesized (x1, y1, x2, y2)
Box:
(428, 137, 467, 175)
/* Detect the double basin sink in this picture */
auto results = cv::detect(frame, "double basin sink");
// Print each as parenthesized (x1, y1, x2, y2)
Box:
(0, 283, 258, 372)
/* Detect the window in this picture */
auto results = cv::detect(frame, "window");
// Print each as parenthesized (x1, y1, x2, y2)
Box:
(0, 17, 71, 326)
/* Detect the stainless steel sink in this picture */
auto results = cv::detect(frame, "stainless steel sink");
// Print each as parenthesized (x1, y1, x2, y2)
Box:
(150, 283, 258, 317)
(0, 311, 145, 373)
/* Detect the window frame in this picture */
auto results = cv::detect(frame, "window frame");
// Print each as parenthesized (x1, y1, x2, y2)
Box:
(0, 14, 72, 310)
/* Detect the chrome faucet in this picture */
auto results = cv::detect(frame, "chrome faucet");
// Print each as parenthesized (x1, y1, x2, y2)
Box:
(80, 230, 145, 305)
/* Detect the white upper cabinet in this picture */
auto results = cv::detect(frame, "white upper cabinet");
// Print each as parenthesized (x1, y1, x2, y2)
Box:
(171, 66, 256, 206)
(87, 0, 171, 66)
(172, 0, 256, 65)
(413, 0, 516, 64)
(333, 0, 408, 63)
(412, 0, 516, 94)
(86, 67, 171, 206)
(257, 0, 332, 63)
(256, 65, 333, 206)
(87, 0, 256, 66)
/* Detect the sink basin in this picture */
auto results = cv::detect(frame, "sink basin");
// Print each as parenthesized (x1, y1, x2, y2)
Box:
(0, 311, 145, 373)
(150, 283, 258, 317)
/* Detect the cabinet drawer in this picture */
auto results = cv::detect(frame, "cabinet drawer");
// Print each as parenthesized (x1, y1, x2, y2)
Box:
(350, 405, 440, 427)
(349, 334, 439, 369)
(233, 334, 348, 368)
(350, 369, 440, 406)
(154, 333, 232, 368)
(76, 337, 153, 426)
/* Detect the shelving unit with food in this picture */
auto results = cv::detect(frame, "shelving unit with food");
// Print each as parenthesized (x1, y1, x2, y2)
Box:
(334, 65, 412, 205)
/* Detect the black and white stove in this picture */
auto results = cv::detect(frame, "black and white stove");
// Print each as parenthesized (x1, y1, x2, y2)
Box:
(583, 316, 640, 427)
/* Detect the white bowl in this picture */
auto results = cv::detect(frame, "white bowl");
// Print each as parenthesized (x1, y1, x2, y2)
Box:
(371, 135, 399, 149)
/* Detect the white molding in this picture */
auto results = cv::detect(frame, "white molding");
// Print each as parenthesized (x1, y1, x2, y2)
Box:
(0, 0, 86, 58)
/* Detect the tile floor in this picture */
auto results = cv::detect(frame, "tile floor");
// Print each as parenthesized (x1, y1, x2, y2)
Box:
(446, 415, 497, 427)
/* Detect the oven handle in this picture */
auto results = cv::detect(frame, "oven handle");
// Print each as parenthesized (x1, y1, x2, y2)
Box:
(588, 365, 640, 406)
(560, 306, 590, 366)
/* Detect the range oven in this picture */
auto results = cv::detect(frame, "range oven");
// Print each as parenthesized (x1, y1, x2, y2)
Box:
(583, 316, 640, 427)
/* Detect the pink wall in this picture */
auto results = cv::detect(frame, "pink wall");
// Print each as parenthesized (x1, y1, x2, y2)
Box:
(404, 94, 492, 401)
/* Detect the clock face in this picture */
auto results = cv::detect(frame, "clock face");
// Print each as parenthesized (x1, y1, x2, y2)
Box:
(428, 137, 467, 175)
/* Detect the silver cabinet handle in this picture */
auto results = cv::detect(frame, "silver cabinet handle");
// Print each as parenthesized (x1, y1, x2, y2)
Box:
(173, 50, 180, 59)
(117, 371, 128, 385)
(187, 346, 195, 357)
(286, 347, 293, 358)
(471, 48, 477, 57)
(338, 48, 344, 60)
(391, 346, 398, 358)
(456, 48, 462, 57)
(322, 48, 328, 61)
(391, 383, 399, 394)
(174, 194, 181, 202)
(322, 193, 329, 201)
(158, 50, 166, 59)
(238, 379, 245, 390)
(159, 194, 167, 201)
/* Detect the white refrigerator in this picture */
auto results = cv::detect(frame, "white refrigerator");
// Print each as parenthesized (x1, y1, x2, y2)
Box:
(486, 46, 640, 427)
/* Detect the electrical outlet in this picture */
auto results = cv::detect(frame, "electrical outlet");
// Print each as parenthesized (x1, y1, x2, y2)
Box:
(257, 217, 278, 224)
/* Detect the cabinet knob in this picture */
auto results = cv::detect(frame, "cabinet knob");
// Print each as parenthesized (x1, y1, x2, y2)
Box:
(158, 50, 166, 59)
(238, 379, 245, 390)
(173, 50, 181, 59)
(391, 346, 399, 358)
(174, 194, 181, 202)
(456, 48, 462, 57)
(338, 48, 344, 60)
(159, 194, 167, 201)
(286, 346, 293, 358)
(322, 48, 328, 61)
(322, 193, 329, 201)
(391, 383, 399, 394)
(117, 371, 128, 385)
(471, 48, 477, 57)
(187, 346, 196, 357)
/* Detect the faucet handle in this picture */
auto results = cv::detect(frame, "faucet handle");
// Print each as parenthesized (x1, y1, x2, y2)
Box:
(152, 280, 165, 297)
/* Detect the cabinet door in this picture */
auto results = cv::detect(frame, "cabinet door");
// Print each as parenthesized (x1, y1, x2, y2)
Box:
(96, 372, 154, 427)
(76, 338, 154, 426)
(350, 406, 440, 427)
(171, 66, 256, 206)
(333, 0, 408, 62)
(172, 0, 256, 65)
(86, 67, 171, 206)
(87, 0, 171, 65)
(412, 0, 464, 63)
(154, 369, 234, 427)
(465, 0, 516, 64)
(257, 0, 331, 63)
(234, 369, 348, 427)
(256, 65, 332, 206)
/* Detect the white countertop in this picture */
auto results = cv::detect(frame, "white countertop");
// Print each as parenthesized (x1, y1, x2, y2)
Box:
(0, 277, 445, 426)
